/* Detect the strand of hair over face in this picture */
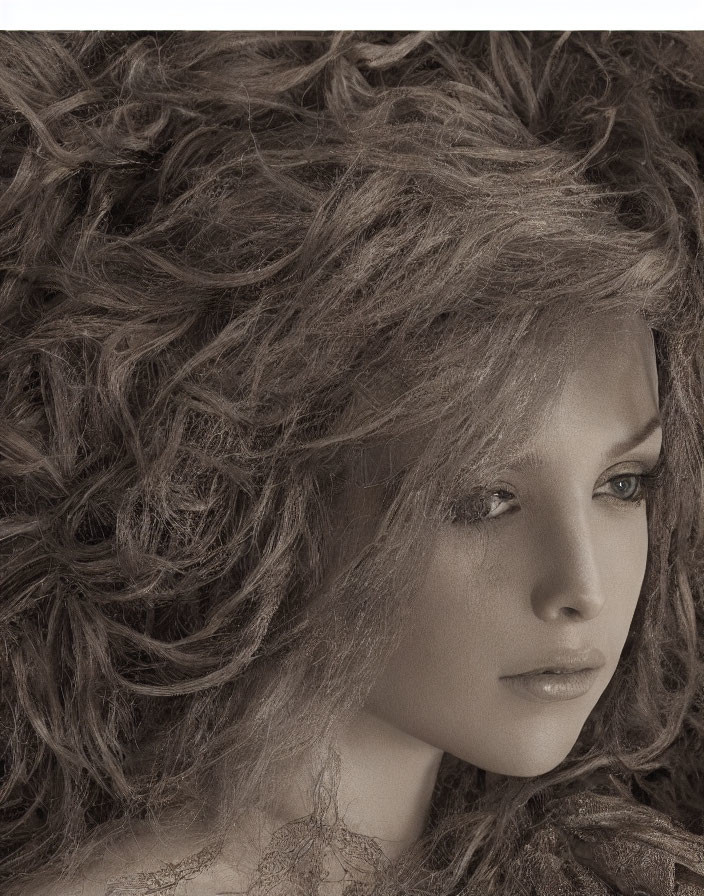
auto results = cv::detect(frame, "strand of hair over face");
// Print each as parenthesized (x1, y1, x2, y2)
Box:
(0, 31, 703, 896)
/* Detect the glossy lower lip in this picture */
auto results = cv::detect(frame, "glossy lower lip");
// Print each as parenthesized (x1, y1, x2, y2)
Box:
(501, 668, 600, 702)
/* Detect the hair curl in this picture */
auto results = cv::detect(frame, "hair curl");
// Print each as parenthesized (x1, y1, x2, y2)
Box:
(1, 31, 703, 896)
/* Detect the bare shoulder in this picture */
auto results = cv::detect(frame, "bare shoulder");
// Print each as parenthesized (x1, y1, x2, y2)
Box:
(17, 816, 266, 896)
(19, 874, 103, 896)
(23, 829, 242, 896)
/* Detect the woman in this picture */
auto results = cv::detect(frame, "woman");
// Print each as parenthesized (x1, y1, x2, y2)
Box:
(1, 31, 703, 896)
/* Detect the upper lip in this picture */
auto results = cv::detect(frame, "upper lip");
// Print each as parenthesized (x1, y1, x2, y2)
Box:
(501, 647, 607, 678)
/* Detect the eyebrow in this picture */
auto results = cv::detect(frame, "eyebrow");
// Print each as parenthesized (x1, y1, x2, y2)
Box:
(605, 413, 663, 458)
(507, 413, 663, 473)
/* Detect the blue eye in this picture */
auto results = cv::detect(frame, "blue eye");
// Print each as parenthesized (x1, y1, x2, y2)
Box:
(606, 474, 642, 501)
(448, 464, 663, 526)
(595, 465, 663, 506)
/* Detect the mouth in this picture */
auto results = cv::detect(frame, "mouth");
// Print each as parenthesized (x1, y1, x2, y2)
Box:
(500, 649, 606, 702)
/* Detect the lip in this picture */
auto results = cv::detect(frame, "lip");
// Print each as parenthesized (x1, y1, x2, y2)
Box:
(499, 648, 607, 703)
(501, 647, 607, 678)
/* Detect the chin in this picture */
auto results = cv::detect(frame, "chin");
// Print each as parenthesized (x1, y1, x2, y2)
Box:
(454, 722, 583, 779)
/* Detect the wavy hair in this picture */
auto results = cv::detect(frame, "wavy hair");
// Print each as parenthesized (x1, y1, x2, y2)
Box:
(1, 31, 703, 895)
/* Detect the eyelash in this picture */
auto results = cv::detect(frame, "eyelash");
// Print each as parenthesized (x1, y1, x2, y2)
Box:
(599, 470, 661, 507)
(448, 466, 664, 526)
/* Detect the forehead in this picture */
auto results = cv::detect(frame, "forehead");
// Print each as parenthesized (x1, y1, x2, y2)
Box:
(358, 314, 660, 493)
(555, 313, 659, 424)
(493, 313, 660, 475)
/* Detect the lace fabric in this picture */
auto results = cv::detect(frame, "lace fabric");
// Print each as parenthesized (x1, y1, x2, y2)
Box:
(247, 815, 388, 895)
(101, 793, 704, 895)
(104, 843, 222, 895)
(515, 793, 704, 896)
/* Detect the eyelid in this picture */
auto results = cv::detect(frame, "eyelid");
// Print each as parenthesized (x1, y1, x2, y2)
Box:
(594, 453, 664, 490)
(447, 454, 665, 526)
(591, 470, 661, 508)
(447, 485, 518, 524)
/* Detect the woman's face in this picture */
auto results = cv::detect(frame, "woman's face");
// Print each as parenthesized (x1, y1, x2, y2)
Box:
(365, 314, 662, 776)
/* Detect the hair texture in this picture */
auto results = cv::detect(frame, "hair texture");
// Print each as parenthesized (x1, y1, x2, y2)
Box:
(1, 31, 704, 896)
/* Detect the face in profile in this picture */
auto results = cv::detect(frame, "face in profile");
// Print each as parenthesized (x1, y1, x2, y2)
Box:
(365, 314, 662, 777)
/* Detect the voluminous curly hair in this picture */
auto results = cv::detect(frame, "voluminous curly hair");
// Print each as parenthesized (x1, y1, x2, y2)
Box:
(1, 31, 703, 896)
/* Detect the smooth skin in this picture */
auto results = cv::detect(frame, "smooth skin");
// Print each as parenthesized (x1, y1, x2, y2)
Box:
(364, 313, 661, 779)
(342, 312, 662, 855)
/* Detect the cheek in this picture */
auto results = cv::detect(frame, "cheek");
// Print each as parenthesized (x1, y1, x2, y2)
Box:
(363, 533, 514, 756)
(364, 511, 650, 776)
(597, 507, 649, 636)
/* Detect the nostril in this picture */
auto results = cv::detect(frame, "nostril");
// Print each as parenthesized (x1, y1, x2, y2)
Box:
(560, 606, 582, 620)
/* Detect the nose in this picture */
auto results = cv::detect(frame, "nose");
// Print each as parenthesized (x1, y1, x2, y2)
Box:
(529, 502, 606, 623)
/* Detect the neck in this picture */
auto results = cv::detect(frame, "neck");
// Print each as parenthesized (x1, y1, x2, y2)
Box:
(269, 709, 444, 861)
(212, 711, 443, 891)
(334, 710, 443, 857)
